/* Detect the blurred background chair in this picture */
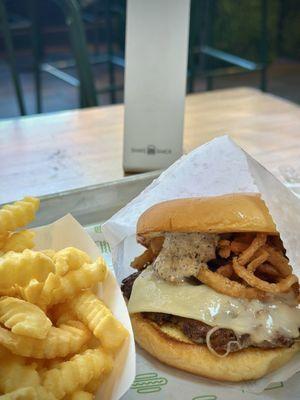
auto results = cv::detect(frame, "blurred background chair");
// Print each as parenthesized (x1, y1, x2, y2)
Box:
(31, 0, 125, 112)
(0, 0, 299, 118)
(188, 0, 268, 93)
(0, 0, 26, 115)
(31, 0, 98, 112)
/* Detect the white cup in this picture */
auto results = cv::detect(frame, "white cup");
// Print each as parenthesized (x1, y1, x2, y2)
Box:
(123, 0, 191, 172)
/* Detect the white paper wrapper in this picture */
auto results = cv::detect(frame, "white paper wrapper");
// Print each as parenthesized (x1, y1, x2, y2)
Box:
(88, 223, 300, 400)
(102, 136, 300, 395)
(33, 214, 136, 400)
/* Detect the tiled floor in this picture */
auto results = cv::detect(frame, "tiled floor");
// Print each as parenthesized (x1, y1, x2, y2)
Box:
(0, 57, 299, 119)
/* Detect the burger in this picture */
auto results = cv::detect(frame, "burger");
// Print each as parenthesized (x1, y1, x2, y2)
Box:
(121, 194, 300, 382)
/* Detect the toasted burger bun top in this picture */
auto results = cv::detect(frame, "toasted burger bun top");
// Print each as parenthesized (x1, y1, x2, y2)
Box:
(137, 194, 277, 237)
(131, 313, 299, 382)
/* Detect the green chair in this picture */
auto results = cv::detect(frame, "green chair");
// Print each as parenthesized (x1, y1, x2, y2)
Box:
(30, 0, 98, 112)
(81, 0, 125, 104)
(188, 0, 268, 92)
(31, 0, 125, 112)
(0, 0, 26, 115)
(57, 0, 98, 107)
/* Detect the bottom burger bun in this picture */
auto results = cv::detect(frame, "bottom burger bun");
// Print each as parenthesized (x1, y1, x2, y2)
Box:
(131, 313, 300, 382)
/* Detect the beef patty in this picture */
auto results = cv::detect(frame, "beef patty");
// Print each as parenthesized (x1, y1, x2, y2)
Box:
(122, 272, 295, 354)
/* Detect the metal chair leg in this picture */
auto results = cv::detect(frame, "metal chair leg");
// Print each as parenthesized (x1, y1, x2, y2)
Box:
(260, 0, 268, 92)
(54, 0, 98, 107)
(187, 0, 199, 93)
(0, 0, 26, 115)
(92, 0, 101, 55)
(205, 0, 215, 91)
(29, 0, 42, 113)
(105, 0, 116, 104)
(68, 15, 98, 107)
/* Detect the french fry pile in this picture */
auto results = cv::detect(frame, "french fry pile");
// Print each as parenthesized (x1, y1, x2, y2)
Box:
(0, 197, 128, 399)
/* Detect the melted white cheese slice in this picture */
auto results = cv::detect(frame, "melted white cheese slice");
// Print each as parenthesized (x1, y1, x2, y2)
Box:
(128, 267, 300, 343)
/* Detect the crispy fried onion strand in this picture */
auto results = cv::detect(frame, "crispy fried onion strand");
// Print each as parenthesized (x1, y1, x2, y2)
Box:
(257, 263, 280, 278)
(264, 245, 292, 277)
(200, 232, 298, 299)
(197, 265, 265, 300)
(206, 326, 242, 358)
(247, 250, 269, 272)
(149, 237, 164, 255)
(232, 258, 298, 294)
(230, 241, 249, 254)
(237, 233, 267, 265)
(130, 249, 154, 270)
(216, 263, 233, 278)
(218, 240, 231, 259)
(131, 237, 164, 270)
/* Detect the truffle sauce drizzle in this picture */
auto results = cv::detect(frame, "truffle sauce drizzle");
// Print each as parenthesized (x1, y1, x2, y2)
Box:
(153, 232, 219, 283)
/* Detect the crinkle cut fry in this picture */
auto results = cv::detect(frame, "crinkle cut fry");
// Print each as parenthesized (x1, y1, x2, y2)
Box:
(49, 301, 77, 325)
(0, 387, 36, 400)
(0, 197, 40, 234)
(18, 257, 107, 308)
(0, 296, 52, 339)
(83, 377, 101, 393)
(53, 247, 92, 276)
(42, 348, 113, 399)
(66, 391, 94, 400)
(0, 250, 55, 291)
(0, 321, 91, 359)
(0, 232, 9, 249)
(197, 265, 266, 300)
(43, 257, 107, 307)
(0, 230, 35, 254)
(0, 356, 40, 394)
(0, 349, 46, 395)
(71, 290, 128, 352)
(0, 386, 56, 400)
